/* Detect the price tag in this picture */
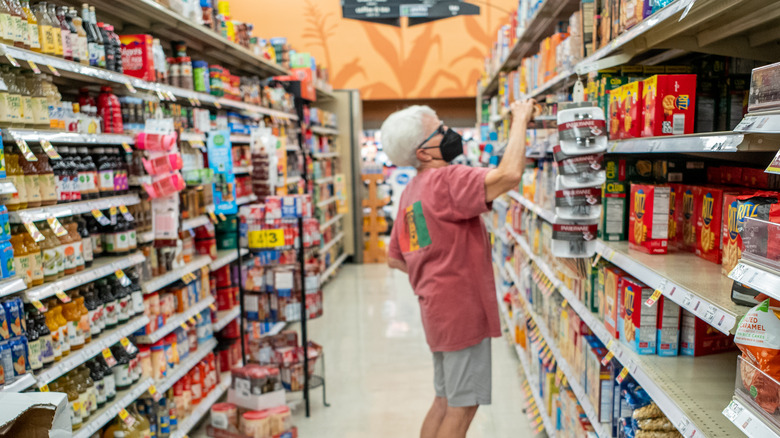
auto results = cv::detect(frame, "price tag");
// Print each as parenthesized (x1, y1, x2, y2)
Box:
(16, 138, 37, 161)
(704, 304, 717, 323)
(31, 299, 46, 312)
(120, 337, 136, 353)
(115, 270, 131, 286)
(124, 81, 137, 94)
(181, 273, 194, 284)
(682, 293, 693, 308)
(187, 97, 196, 106)
(121, 142, 133, 153)
(39, 384, 49, 392)
(55, 289, 71, 303)
(47, 65, 60, 76)
(91, 209, 111, 226)
(47, 217, 68, 237)
(645, 288, 663, 307)
(155, 90, 165, 101)
(118, 408, 136, 427)
(591, 253, 602, 267)
(723, 401, 742, 422)
(187, 316, 196, 325)
(102, 348, 117, 366)
(40, 140, 61, 159)
(180, 322, 189, 330)
(616, 367, 629, 383)
(209, 303, 217, 312)
(4, 54, 19, 67)
(534, 423, 545, 433)
(109, 206, 117, 220)
(23, 221, 45, 242)
(677, 417, 690, 435)
(601, 351, 614, 366)
(27, 60, 40, 74)
(214, 101, 222, 109)
(561, 299, 568, 308)
(194, 98, 200, 107)
(195, 313, 203, 322)
(606, 339, 615, 350)
(119, 205, 134, 221)
(148, 385, 163, 401)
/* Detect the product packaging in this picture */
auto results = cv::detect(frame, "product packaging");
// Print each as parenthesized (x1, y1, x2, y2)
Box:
(620, 81, 643, 139)
(680, 310, 736, 356)
(552, 146, 606, 188)
(619, 277, 657, 354)
(629, 184, 670, 254)
(656, 296, 681, 357)
(120, 34, 155, 82)
(694, 186, 740, 264)
(641, 74, 697, 136)
(550, 222, 598, 257)
(680, 185, 699, 252)
(603, 265, 625, 339)
(584, 341, 614, 424)
(554, 185, 602, 221)
(557, 103, 607, 156)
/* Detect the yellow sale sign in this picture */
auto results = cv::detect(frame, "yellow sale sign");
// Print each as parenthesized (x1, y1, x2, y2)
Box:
(248, 229, 284, 249)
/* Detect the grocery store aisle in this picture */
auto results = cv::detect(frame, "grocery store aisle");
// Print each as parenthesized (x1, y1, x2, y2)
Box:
(292, 264, 534, 437)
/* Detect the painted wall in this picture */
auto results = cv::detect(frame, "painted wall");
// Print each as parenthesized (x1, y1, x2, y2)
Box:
(231, 0, 515, 100)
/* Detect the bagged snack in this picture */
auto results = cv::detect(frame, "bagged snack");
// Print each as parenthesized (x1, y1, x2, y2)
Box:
(632, 402, 664, 420)
(637, 417, 677, 432)
(735, 299, 780, 413)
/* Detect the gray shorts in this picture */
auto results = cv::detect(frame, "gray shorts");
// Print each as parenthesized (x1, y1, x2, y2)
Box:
(433, 338, 492, 407)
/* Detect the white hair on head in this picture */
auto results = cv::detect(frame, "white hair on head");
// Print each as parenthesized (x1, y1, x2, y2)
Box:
(380, 105, 438, 168)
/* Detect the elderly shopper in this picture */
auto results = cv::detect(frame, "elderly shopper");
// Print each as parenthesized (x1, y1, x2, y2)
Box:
(384, 99, 536, 438)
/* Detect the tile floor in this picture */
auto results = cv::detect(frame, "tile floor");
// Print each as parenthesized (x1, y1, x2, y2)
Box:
(287, 263, 535, 437)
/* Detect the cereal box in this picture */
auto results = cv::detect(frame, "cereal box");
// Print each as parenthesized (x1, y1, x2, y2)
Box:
(621, 81, 643, 139)
(620, 277, 657, 354)
(656, 296, 681, 356)
(680, 185, 699, 252)
(603, 266, 625, 339)
(629, 184, 670, 254)
(641, 74, 697, 136)
(695, 186, 740, 264)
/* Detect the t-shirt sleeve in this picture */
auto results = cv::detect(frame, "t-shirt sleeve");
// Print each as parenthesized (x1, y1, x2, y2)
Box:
(388, 210, 404, 261)
(441, 165, 492, 221)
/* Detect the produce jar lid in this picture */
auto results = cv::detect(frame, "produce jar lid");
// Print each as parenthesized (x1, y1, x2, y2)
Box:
(242, 410, 270, 420)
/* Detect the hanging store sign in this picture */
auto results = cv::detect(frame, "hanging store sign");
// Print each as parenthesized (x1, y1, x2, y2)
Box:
(342, 0, 479, 26)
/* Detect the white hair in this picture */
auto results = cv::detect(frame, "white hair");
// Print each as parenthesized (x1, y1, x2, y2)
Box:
(380, 105, 438, 168)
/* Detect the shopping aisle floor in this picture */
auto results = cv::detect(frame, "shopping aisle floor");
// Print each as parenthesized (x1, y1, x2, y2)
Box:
(292, 264, 534, 437)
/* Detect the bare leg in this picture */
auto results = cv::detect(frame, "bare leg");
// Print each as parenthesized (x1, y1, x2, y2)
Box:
(421, 397, 448, 438)
(435, 405, 479, 438)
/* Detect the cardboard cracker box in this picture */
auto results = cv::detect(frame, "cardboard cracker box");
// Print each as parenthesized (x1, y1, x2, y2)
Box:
(621, 81, 644, 139)
(656, 296, 681, 356)
(721, 192, 742, 276)
(695, 186, 740, 264)
(679, 185, 700, 252)
(680, 310, 737, 356)
(667, 183, 684, 249)
(641, 74, 697, 137)
(620, 276, 658, 354)
(629, 184, 670, 254)
(603, 265, 625, 339)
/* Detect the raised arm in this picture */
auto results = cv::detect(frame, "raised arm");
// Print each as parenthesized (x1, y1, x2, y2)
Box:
(484, 99, 536, 203)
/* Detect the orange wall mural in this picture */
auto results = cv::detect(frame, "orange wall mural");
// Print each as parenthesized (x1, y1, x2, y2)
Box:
(231, 0, 516, 100)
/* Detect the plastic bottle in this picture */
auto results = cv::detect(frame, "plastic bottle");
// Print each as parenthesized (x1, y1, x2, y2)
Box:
(37, 312, 53, 367)
(75, 215, 93, 267)
(96, 355, 116, 401)
(75, 291, 89, 345)
(61, 146, 81, 202)
(70, 7, 87, 65)
(28, 74, 49, 128)
(33, 147, 57, 206)
(46, 3, 62, 56)
(0, 72, 11, 128)
(19, 224, 42, 286)
(44, 308, 61, 362)
(56, 5, 71, 61)
(3, 68, 22, 127)
(80, 4, 95, 66)
(15, 74, 32, 127)
(8, 0, 26, 48)
(111, 345, 131, 391)
(33, 2, 53, 54)
(2, 146, 24, 210)
(19, 150, 40, 208)
(97, 22, 113, 71)
(84, 287, 100, 340)
(42, 75, 60, 128)
(21, 0, 38, 52)
(79, 365, 97, 415)
(51, 301, 69, 357)
(87, 360, 105, 408)
(96, 147, 114, 197)
(69, 370, 88, 422)
(0, 0, 14, 45)
(89, 6, 104, 68)
(98, 87, 122, 134)
(107, 24, 122, 73)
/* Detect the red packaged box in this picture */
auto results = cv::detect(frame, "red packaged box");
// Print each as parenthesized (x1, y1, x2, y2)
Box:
(694, 186, 740, 264)
(603, 266, 625, 339)
(629, 184, 670, 254)
(667, 183, 684, 249)
(720, 167, 743, 186)
(680, 310, 736, 356)
(742, 167, 770, 189)
(120, 34, 155, 82)
(619, 276, 657, 354)
(641, 74, 696, 136)
(679, 185, 700, 252)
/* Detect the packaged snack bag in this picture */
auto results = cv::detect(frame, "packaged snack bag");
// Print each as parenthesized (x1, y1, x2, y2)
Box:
(723, 192, 780, 278)
(735, 299, 780, 413)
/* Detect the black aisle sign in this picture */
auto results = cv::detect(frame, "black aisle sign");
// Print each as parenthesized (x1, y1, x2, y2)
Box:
(342, 0, 480, 26)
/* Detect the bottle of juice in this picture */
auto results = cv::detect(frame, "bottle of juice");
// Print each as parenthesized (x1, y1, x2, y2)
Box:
(3, 67, 22, 127)
(44, 307, 61, 362)
(20, 224, 42, 286)
(84, 286, 100, 339)
(19, 150, 40, 208)
(33, 2, 52, 54)
(0, 72, 11, 129)
(28, 74, 49, 128)
(86, 213, 103, 259)
(39, 225, 61, 282)
(37, 312, 53, 367)
(69, 370, 88, 422)
(46, 3, 61, 56)
(130, 403, 151, 438)
(111, 345, 131, 391)
(63, 300, 83, 351)
(75, 215, 92, 268)
(0, 0, 14, 45)
(58, 221, 75, 275)
(96, 355, 116, 401)
(65, 219, 84, 272)
(55, 5, 70, 61)
(9, 233, 30, 286)
(34, 146, 56, 206)
(60, 374, 82, 430)
(8, 0, 25, 48)
(1, 145, 24, 210)
(79, 364, 97, 415)
(15, 75, 32, 127)
(98, 278, 117, 330)
(20, 0, 37, 51)
(25, 311, 42, 372)
(75, 290, 89, 344)
(50, 300, 69, 357)
(87, 360, 106, 408)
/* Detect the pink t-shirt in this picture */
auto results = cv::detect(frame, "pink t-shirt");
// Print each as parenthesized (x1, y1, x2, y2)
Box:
(388, 165, 500, 352)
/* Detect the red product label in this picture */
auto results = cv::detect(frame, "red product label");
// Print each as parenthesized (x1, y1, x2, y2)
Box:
(558, 119, 607, 140)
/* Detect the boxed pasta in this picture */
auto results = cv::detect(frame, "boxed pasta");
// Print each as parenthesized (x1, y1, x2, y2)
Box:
(620, 277, 658, 355)
(629, 184, 670, 254)
(656, 296, 681, 357)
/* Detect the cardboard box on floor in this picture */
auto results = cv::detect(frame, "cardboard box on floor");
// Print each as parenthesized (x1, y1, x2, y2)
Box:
(0, 392, 70, 438)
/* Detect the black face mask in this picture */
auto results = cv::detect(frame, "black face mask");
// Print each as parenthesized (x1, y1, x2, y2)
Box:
(418, 123, 463, 163)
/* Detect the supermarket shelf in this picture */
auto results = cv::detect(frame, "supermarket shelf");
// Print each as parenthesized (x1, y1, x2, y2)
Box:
(0, 276, 27, 300)
(261, 321, 288, 338)
(10, 194, 141, 223)
(1, 373, 36, 392)
(233, 166, 251, 174)
(181, 214, 210, 232)
(594, 240, 747, 335)
(171, 375, 231, 438)
(728, 260, 780, 303)
(316, 87, 336, 101)
(321, 252, 349, 284)
(73, 377, 154, 438)
(317, 197, 337, 208)
(236, 194, 258, 206)
(310, 125, 339, 136)
(3, 130, 135, 145)
(214, 306, 240, 333)
(216, 98, 298, 121)
(135, 296, 215, 344)
(157, 338, 218, 393)
(230, 134, 252, 143)
(320, 232, 344, 254)
(209, 249, 249, 272)
(138, 230, 154, 244)
(312, 152, 339, 159)
(723, 397, 780, 438)
(605, 132, 779, 154)
(286, 175, 302, 185)
(319, 213, 344, 232)
(507, 190, 557, 223)
(140, 255, 212, 294)
(496, 291, 556, 437)
(734, 112, 780, 134)
(481, 0, 580, 96)
(507, 226, 741, 438)
(25, 252, 146, 302)
(314, 175, 334, 184)
(503, 262, 610, 438)
(0, 180, 15, 195)
(36, 315, 150, 386)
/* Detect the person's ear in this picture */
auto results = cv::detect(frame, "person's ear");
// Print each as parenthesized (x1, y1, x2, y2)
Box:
(416, 148, 431, 163)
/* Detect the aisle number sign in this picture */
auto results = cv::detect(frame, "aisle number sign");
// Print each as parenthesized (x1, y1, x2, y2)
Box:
(248, 229, 284, 249)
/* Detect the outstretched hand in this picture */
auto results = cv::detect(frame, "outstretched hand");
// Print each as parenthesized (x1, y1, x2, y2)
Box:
(510, 99, 537, 126)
